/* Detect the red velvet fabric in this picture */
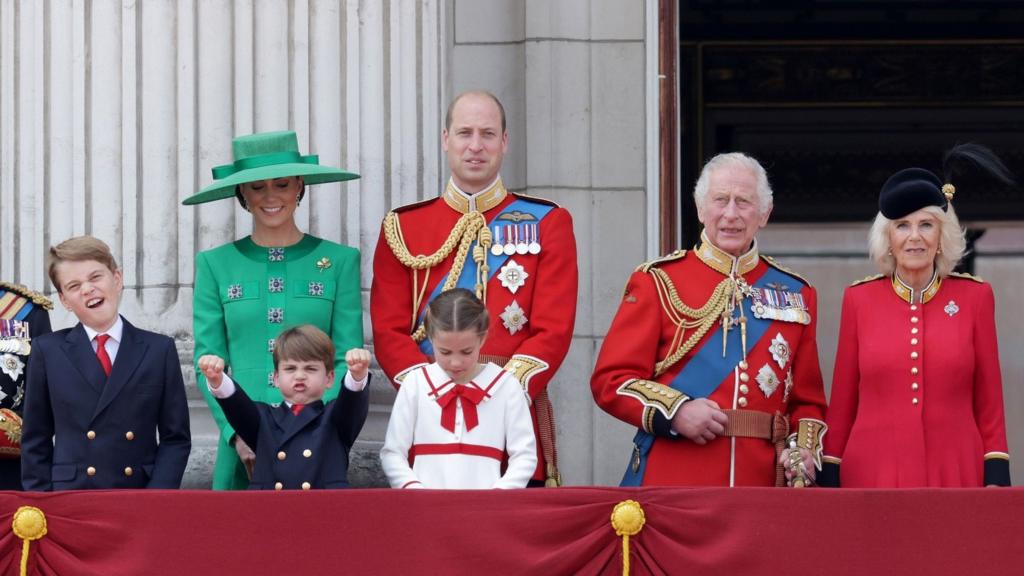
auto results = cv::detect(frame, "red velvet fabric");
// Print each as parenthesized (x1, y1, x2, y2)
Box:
(2, 487, 1022, 575)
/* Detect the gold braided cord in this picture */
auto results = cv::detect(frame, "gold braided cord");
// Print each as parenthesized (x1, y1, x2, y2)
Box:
(387, 210, 489, 343)
(649, 269, 732, 377)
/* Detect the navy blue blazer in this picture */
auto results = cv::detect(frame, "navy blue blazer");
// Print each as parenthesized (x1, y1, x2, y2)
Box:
(218, 377, 369, 490)
(21, 317, 191, 490)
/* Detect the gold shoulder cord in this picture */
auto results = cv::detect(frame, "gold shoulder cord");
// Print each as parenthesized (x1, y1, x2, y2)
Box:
(383, 210, 492, 342)
(649, 268, 732, 377)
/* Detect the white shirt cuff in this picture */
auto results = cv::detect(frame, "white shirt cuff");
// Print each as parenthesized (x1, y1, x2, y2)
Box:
(208, 374, 237, 398)
(344, 371, 368, 392)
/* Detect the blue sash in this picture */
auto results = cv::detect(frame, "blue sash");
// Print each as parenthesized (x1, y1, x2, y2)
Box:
(0, 289, 35, 321)
(620, 265, 802, 486)
(417, 198, 554, 356)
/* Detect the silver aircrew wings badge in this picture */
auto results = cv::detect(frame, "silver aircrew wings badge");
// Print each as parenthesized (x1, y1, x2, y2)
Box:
(500, 301, 528, 335)
(749, 286, 811, 325)
(498, 259, 529, 294)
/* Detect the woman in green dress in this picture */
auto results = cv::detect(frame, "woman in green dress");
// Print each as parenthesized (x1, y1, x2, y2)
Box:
(184, 131, 362, 489)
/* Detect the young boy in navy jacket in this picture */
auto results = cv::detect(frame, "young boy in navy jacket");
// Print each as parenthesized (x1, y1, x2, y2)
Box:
(21, 236, 191, 490)
(199, 324, 369, 489)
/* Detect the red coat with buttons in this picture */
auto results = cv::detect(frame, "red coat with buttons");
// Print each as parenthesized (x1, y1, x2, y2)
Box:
(591, 250, 827, 486)
(823, 275, 1010, 487)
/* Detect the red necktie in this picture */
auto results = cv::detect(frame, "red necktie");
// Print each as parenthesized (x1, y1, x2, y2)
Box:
(95, 334, 112, 377)
(436, 384, 487, 433)
(291, 404, 305, 416)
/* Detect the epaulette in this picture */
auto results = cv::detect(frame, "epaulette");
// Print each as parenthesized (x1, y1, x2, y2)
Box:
(510, 191, 560, 208)
(760, 255, 812, 287)
(0, 281, 54, 310)
(949, 271, 985, 283)
(635, 249, 687, 273)
(391, 195, 441, 214)
(849, 274, 885, 287)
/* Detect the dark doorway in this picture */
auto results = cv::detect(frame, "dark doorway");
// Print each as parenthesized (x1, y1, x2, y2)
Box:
(678, 2, 1024, 249)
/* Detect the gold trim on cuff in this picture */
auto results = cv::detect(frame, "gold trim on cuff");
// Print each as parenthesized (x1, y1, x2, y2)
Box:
(984, 451, 1010, 461)
(617, 378, 689, 421)
(794, 418, 827, 470)
(503, 355, 549, 392)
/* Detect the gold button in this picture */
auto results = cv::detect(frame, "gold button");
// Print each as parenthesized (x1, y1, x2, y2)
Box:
(739, 384, 749, 394)
(739, 360, 749, 370)
(911, 338, 918, 345)
(277, 451, 287, 461)
(911, 317, 919, 324)
(124, 467, 133, 477)
(912, 383, 919, 391)
(911, 327, 919, 335)
(86, 466, 96, 476)
(910, 352, 919, 359)
(86, 430, 96, 440)
(739, 373, 750, 383)
(910, 305, 918, 311)
(303, 449, 312, 458)
(738, 397, 748, 407)
(274, 482, 283, 491)
(301, 482, 311, 490)
(125, 431, 134, 441)
(911, 367, 919, 375)
(912, 398, 919, 405)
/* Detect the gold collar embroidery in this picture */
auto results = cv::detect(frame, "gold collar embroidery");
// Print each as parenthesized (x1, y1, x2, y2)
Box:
(892, 271, 941, 304)
(442, 177, 507, 214)
(695, 230, 760, 277)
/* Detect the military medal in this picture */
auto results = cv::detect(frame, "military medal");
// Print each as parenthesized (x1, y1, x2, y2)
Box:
(498, 260, 529, 294)
(500, 300, 528, 335)
(944, 300, 959, 317)
(769, 333, 791, 370)
(528, 224, 541, 255)
(503, 225, 516, 256)
(515, 225, 529, 255)
(1, 353, 25, 381)
(756, 364, 780, 398)
(491, 226, 505, 256)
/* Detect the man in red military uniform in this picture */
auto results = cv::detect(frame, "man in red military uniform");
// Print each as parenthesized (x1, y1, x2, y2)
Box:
(592, 153, 827, 487)
(371, 91, 578, 486)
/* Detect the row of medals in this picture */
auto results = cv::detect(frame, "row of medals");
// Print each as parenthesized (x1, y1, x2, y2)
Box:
(490, 224, 541, 256)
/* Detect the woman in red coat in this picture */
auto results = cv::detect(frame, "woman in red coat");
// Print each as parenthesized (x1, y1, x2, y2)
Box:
(821, 144, 1013, 487)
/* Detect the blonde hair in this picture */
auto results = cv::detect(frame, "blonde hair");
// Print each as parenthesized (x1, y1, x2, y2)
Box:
(693, 152, 773, 216)
(868, 205, 966, 278)
(47, 235, 119, 292)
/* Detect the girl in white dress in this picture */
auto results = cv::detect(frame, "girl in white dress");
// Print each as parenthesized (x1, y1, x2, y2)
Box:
(381, 288, 536, 489)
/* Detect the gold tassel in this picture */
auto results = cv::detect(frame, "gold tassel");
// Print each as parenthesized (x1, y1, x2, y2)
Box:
(12, 506, 47, 576)
(611, 500, 646, 576)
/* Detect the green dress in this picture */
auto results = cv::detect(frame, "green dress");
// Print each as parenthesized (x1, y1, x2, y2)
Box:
(193, 234, 363, 490)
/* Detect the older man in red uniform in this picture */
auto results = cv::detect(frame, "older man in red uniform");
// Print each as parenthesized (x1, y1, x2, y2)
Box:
(592, 153, 827, 487)
(371, 91, 578, 486)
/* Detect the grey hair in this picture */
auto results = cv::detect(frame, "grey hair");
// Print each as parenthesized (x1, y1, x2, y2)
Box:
(693, 152, 774, 216)
(868, 204, 966, 278)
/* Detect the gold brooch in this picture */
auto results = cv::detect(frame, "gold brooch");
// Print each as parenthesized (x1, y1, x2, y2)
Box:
(316, 257, 332, 272)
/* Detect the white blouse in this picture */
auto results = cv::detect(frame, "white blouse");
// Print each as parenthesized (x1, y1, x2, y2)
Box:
(380, 362, 536, 489)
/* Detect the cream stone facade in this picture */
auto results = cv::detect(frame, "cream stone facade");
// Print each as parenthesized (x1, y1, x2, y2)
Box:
(2, 0, 1020, 486)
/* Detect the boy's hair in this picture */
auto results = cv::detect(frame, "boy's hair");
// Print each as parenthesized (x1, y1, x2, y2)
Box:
(273, 324, 335, 371)
(47, 235, 119, 292)
(424, 288, 490, 339)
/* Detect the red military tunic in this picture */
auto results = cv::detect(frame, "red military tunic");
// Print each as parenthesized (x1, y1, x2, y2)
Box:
(591, 234, 827, 486)
(823, 273, 1011, 487)
(371, 177, 578, 483)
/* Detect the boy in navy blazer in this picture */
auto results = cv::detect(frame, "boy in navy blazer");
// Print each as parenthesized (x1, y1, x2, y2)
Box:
(21, 236, 191, 490)
(199, 324, 369, 490)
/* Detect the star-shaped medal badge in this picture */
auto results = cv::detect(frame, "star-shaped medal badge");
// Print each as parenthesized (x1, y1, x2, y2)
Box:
(944, 300, 959, 317)
(498, 259, 529, 294)
(500, 301, 529, 335)
(756, 364, 780, 398)
(768, 333, 791, 370)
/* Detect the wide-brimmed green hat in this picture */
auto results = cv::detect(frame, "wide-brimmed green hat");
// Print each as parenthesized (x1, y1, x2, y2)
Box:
(182, 131, 359, 205)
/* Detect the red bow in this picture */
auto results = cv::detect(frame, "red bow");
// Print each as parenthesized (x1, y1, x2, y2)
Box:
(436, 384, 487, 433)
